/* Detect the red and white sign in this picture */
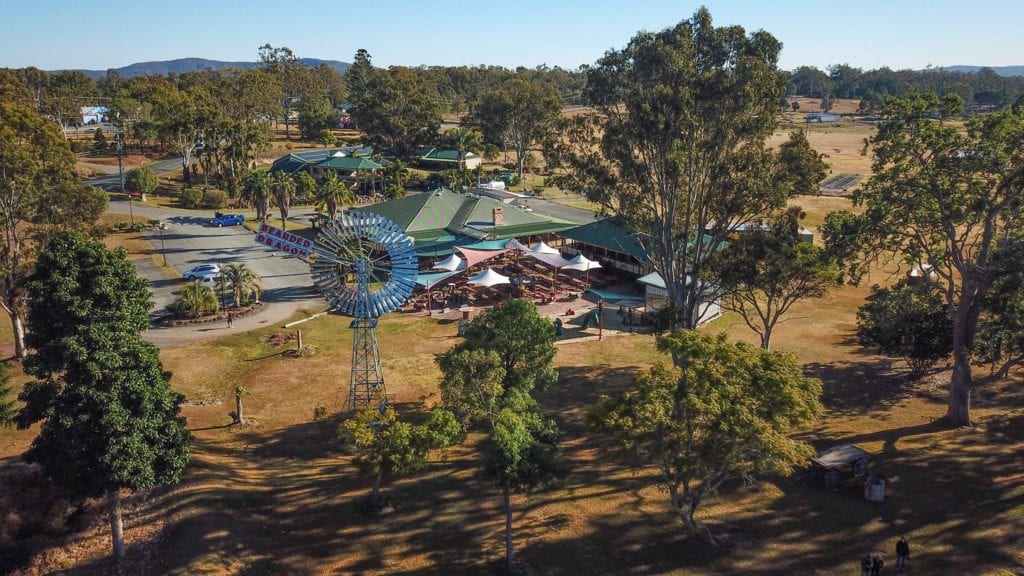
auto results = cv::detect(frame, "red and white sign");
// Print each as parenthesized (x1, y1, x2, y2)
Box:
(254, 222, 312, 258)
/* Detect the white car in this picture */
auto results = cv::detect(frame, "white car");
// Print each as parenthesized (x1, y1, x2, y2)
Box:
(183, 264, 220, 281)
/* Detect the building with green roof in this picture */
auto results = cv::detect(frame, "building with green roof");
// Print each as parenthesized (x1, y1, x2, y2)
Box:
(558, 217, 652, 275)
(361, 189, 575, 257)
(416, 147, 481, 170)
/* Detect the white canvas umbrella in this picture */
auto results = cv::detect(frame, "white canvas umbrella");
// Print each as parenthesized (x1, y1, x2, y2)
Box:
(563, 254, 601, 271)
(563, 253, 602, 284)
(467, 267, 511, 287)
(432, 253, 466, 272)
(528, 241, 560, 255)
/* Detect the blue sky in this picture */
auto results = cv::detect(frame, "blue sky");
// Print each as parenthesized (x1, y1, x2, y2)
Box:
(1, 0, 1022, 71)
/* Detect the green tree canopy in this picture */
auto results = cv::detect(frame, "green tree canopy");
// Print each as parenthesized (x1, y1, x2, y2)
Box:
(125, 166, 159, 196)
(556, 8, 795, 330)
(169, 281, 220, 318)
(222, 263, 262, 307)
(271, 171, 296, 229)
(706, 208, 840, 349)
(468, 77, 561, 178)
(297, 94, 337, 140)
(778, 130, 830, 195)
(242, 169, 273, 222)
(16, 231, 190, 559)
(857, 282, 953, 378)
(352, 66, 441, 157)
(339, 399, 460, 506)
(0, 363, 15, 428)
(0, 103, 102, 358)
(589, 330, 822, 545)
(441, 299, 556, 393)
(974, 235, 1024, 379)
(438, 348, 564, 570)
(316, 170, 354, 220)
(837, 91, 1024, 426)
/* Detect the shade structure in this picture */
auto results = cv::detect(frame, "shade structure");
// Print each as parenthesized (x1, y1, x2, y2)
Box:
(416, 271, 457, 289)
(456, 246, 509, 268)
(467, 267, 511, 288)
(563, 254, 602, 271)
(528, 250, 575, 269)
(527, 241, 559, 255)
(432, 254, 466, 272)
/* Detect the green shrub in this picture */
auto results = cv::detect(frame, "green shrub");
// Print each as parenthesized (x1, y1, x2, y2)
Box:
(129, 222, 146, 233)
(201, 189, 228, 209)
(113, 222, 128, 231)
(179, 187, 203, 209)
(125, 166, 158, 196)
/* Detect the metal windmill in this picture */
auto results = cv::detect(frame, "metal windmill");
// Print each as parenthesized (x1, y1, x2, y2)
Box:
(256, 211, 417, 411)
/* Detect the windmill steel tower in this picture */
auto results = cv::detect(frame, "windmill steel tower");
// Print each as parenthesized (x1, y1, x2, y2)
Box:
(256, 211, 417, 410)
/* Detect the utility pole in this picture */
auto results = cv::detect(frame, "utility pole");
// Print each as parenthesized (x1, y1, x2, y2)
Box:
(116, 115, 134, 226)
(158, 221, 168, 266)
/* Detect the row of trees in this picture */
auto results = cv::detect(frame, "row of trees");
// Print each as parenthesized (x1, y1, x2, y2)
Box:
(0, 103, 109, 358)
(347, 50, 564, 179)
(787, 64, 1024, 110)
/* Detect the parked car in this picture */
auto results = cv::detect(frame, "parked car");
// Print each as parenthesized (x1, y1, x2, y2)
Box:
(212, 213, 245, 227)
(195, 273, 221, 286)
(183, 264, 220, 281)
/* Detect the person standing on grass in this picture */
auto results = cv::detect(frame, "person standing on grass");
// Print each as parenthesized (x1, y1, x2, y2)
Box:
(896, 537, 910, 571)
(871, 555, 883, 575)
(861, 554, 873, 576)
(227, 311, 234, 328)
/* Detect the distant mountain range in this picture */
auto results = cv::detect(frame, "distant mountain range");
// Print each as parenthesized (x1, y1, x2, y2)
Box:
(48, 58, 1024, 79)
(936, 65, 1024, 77)
(56, 57, 350, 80)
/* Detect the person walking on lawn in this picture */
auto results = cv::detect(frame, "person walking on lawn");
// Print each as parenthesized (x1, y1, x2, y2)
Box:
(896, 537, 910, 571)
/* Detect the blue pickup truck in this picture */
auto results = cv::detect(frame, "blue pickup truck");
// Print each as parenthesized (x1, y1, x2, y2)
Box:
(212, 213, 245, 227)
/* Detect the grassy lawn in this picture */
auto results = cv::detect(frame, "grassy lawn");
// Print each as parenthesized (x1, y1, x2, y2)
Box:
(4, 276, 1022, 574)
(242, 217, 313, 235)
(3, 165, 1023, 575)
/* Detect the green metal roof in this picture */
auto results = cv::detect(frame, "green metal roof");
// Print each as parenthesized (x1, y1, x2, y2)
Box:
(559, 217, 650, 261)
(361, 189, 573, 255)
(315, 156, 383, 171)
(417, 147, 480, 163)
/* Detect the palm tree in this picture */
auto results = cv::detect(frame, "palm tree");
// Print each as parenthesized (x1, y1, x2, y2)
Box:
(178, 281, 219, 318)
(223, 263, 262, 307)
(383, 160, 410, 198)
(271, 171, 296, 230)
(447, 127, 483, 172)
(242, 169, 273, 222)
(316, 171, 354, 220)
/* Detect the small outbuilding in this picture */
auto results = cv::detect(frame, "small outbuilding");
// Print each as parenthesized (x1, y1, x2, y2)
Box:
(805, 112, 841, 123)
(416, 147, 481, 170)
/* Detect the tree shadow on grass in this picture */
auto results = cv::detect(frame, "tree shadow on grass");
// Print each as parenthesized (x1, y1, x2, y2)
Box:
(804, 356, 933, 416)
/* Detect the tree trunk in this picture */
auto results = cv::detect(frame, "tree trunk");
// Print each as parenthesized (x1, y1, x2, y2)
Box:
(503, 485, 514, 571)
(371, 470, 382, 506)
(947, 339, 973, 427)
(683, 499, 718, 547)
(760, 330, 772, 351)
(11, 311, 25, 359)
(234, 390, 245, 425)
(109, 490, 126, 560)
(946, 303, 973, 426)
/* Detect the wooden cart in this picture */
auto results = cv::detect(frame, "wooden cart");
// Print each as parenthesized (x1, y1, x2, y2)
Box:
(810, 443, 871, 487)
